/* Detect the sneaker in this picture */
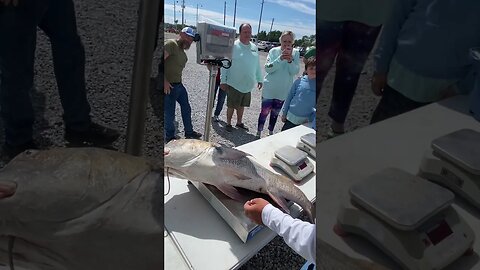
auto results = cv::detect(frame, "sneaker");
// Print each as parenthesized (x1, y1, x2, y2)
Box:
(235, 123, 249, 131)
(185, 131, 202, 139)
(65, 122, 120, 146)
(268, 130, 274, 135)
(166, 135, 181, 144)
(2, 140, 38, 160)
(226, 124, 233, 132)
(213, 115, 220, 122)
(255, 131, 261, 138)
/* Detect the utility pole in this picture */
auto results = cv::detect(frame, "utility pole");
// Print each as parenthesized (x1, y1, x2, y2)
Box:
(233, 0, 237, 27)
(257, 0, 264, 39)
(174, 1, 176, 27)
(224, 1, 226, 25)
(196, 4, 202, 23)
(181, 0, 185, 27)
(269, 17, 274, 33)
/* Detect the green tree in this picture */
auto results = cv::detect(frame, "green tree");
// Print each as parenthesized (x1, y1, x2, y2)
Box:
(257, 31, 267, 41)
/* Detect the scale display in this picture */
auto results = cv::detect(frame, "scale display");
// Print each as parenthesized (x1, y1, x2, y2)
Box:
(336, 168, 475, 270)
(270, 145, 314, 181)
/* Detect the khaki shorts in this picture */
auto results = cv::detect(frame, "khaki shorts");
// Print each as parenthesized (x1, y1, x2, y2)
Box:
(226, 85, 251, 108)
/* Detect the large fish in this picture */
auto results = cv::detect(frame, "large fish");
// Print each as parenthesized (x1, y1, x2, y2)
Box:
(164, 139, 314, 223)
(0, 148, 163, 270)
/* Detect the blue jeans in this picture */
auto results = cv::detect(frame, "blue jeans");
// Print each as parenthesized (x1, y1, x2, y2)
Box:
(0, 0, 91, 146)
(213, 81, 226, 116)
(300, 262, 315, 270)
(164, 83, 194, 139)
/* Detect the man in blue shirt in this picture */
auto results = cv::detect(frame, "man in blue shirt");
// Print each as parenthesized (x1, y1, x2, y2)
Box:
(220, 23, 263, 132)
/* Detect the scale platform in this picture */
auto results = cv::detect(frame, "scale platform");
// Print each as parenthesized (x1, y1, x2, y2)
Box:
(419, 129, 480, 209)
(270, 145, 314, 181)
(189, 181, 294, 243)
(297, 133, 316, 158)
(336, 168, 475, 270)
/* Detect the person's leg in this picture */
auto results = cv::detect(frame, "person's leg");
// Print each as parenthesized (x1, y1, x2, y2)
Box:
(370, 85, 430, 124)
(268, 99, 284, 134)
(225, 86, 235, 131)
(328, 21, 381, 132)
(40, 0, 119, 145)
(316, 20, 344, 101)
(257, 98, 273, 133)
(235, 91, 250, 130)
(236, 107, 244, 124)
(38, 0, 91, 130)
(214, 85, 227, 117)
(164, 84, 179, 141)
(0, 2, 45, 152)
(176, 83, 201, 138)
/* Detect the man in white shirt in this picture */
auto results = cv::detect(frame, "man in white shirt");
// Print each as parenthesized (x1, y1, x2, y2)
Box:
(244, 198, 316, 269)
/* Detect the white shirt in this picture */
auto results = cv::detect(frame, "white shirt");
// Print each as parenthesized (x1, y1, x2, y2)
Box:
(261, 204, 316, 264)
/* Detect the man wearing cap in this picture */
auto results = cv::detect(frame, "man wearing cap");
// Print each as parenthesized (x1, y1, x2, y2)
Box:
(164, 27, 202, 143)
(220, 23, 263, 132)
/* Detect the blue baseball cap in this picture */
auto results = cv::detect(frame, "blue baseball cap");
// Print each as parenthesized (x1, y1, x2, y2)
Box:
(181, 27, 196, 38)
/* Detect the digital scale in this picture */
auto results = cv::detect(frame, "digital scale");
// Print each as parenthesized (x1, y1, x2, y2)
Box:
(270, 145, 314, 181)
(418, 129, 480, 209)
(335, 168, 475, 270)
(296, 133, 316, 158)
(189, 181, 294, 243)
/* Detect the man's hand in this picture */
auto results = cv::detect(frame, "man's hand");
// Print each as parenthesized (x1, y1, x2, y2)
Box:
(257, 82, 263, 90)
(220, 83, 228, 91)
(0, 0, 19, 6)
(281, 115, 286, 122)
(244, 198, 270, 225)
(164, 80, 173, 94)
(371, 73, 387, 96)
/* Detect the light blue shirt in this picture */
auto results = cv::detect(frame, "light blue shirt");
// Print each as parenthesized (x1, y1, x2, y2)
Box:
(220, 40, 263, 93)
(262, 47, 300, 100)
(282, 76, 316, 125)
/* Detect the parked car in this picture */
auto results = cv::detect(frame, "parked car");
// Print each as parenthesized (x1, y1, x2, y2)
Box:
(298, 47, 306, 56)
(257, 41, 268, 51)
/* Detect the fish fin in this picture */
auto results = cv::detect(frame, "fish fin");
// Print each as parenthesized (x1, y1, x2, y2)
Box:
(231, 171, 251, 181)
(267, 192, 291, 214)
(214, 146, 249, 160)
(216, 184, 245, 201)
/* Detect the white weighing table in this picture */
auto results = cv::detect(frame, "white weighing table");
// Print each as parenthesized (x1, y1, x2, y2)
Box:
(317, 95, 480, 270)
(164, 125, 316, 270)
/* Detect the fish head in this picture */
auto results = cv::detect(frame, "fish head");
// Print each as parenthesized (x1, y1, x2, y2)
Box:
(164, 139, 213, 170)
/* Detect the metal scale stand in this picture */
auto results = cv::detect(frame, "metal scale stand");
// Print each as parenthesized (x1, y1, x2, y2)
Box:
(335, 168, 475, 270)
(419, 129, 480, 209)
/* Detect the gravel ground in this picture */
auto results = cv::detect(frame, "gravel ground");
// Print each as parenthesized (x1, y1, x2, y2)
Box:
(0, 1, 382, 269)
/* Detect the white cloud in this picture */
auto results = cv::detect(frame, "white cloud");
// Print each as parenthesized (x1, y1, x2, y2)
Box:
(264, 0, 315, 16)
(164, 4, 315, 37)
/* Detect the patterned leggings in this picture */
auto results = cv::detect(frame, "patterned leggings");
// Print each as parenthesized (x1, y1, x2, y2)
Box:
(257, 98, 284, 132)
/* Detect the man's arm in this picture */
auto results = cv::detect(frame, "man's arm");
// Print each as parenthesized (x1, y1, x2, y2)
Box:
(163, 45, 172, 94)
(264, 49, 284, 74)
(244, 199, 315, 263)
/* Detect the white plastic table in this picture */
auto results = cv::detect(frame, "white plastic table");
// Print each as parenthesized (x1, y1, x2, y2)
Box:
(316, 95, 480, 269)
(164, 125, 316, 270)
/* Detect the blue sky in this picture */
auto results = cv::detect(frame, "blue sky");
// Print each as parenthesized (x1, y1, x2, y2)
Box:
(164, 0, 315, 38)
